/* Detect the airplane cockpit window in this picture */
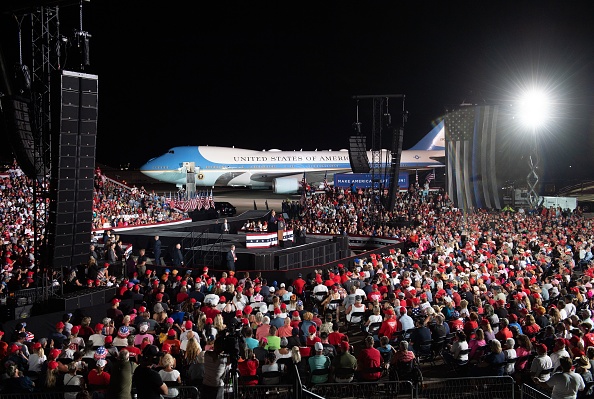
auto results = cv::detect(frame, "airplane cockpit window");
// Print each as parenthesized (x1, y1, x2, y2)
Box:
(168, 150, 175, 154)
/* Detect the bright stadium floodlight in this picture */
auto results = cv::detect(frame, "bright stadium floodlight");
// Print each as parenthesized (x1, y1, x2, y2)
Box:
(516, 87, 552, 208)
(517, 88, 551, 130)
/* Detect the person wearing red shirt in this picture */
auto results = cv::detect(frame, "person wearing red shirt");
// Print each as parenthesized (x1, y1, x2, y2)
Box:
(449, 316, 464, 332)
(0, 331, 7, 359)
(463, 312, 479, 337)
(87, 359, 111, 391)
(377, 309, 400, 341)
(495, 318, 513, 341)
(580, 322, 594, 348)
(357, 336, 382, 381)
(226, 271, 238, 287)
(237, 348, 259, 385)
(328, 323, 345, 347)
(368, 285, 382, 302)
(293, 274, 306, 297)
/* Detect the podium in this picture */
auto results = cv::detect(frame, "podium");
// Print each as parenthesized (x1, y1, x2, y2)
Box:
(277, 220, 285, 247)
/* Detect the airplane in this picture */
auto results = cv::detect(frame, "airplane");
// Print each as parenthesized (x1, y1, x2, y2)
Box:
(140, 121, 445, 194)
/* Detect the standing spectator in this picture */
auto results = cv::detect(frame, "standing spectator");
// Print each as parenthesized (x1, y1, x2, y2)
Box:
(226, 245, 237, 272)
(153, 236, 162, 265)
(108, 349, 137, 399)
(544, 357, 585, 399)
(202, 338, 229, 399)
(172, 243, 184, 266)
(133, 345, 168, 399)
(158, 354, 182, 397)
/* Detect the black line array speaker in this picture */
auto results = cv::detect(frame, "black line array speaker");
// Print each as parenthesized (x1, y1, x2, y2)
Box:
(1, 95, 46, 179)
(348, 135, 370, 173)
(47, 71, 98, 270)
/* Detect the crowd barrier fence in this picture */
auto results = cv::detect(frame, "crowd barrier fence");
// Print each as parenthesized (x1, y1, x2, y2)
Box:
(310, 380, 415, 399)
(419, 376, 516, 399)
(520, 383, 552, 399)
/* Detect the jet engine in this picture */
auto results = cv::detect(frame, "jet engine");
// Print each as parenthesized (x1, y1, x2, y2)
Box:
(272, 177, 300, 194)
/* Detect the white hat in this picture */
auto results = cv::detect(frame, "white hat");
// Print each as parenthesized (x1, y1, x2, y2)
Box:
(314, 342, 323, 351)
(269, 287, 275, 293)
(96, 359, 107, 368)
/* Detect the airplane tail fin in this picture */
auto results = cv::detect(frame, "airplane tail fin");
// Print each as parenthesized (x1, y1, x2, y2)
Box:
(409, 120, 445, 151)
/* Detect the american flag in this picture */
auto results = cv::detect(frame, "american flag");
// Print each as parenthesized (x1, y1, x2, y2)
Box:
(208, 189, 215, 209)
(323, 171, 328, 189)
(195, 192, 203, 211)
(445, 105, 502, 211)
(204, 190, 211, 210)
(425, 172, 435, 183)
(300, 172, 307, 205)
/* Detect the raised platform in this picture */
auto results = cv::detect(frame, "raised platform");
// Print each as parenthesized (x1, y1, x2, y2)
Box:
(116, 210, 350, 272)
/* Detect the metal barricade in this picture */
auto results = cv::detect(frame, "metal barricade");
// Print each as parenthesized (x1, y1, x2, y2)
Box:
(237, 384, 295, 399)
(176, 385, 200, 399)
(0, 393, 64, 399)
(310, 380, 415, 399)
(420, 376, 516, 399)
(520, 383, 552, 399)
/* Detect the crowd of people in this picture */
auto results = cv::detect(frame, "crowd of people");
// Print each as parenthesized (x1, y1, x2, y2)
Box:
(0, 162, 188, 295)
(92, 168, 187, 230)
(2, 159, 594, 398)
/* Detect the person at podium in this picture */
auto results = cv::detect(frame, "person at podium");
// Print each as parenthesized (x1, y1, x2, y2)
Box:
(268, 210, 278, 233)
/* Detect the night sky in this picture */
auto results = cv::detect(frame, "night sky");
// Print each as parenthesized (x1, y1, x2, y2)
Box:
(1, 1, 593, 184)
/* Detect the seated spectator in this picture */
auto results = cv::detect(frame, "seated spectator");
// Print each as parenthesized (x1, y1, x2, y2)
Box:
(3, 363, 35, 393)
(87, 359, 110, 397)
(503, 338, 517, 375)
(356, 336, 382, 381)
(64, 362, 86, 399)
(332, 341, 356, 383)
(158, 354, 182, 397)
(265, 326, 281, 350)
(468, 328, 487, 361)
(308, 342, 331, 384)
(442, 331, 469, 366)
(476, 340, 505, 376)
(237, 348, 259, 385)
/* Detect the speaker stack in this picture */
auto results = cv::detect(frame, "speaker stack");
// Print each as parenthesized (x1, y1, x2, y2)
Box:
(47, 71, 98, 270)
(348, 135, 370, 173)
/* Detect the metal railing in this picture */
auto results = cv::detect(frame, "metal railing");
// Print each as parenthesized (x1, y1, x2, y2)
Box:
(173, 385, 200, 399)
(237, 384, 295, 398)
(419, 376, 516, 399)
(310, 381, 414, 399)
(0, 393, 63, 399)
(0, 285, 60, 304)
(520, 383, 552, 399)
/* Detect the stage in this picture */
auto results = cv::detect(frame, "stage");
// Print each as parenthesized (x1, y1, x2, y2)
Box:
(116, 210, 351, 272)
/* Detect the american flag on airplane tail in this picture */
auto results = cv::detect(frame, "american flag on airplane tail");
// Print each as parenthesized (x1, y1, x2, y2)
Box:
(425, 172, 435, 183)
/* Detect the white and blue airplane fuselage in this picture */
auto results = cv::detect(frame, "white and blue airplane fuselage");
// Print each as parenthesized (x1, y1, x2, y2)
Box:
(140, 122, 445, 194)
